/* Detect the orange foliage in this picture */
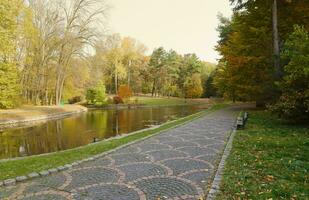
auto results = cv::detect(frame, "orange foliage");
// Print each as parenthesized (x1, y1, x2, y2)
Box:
(118, 85, 132, 99)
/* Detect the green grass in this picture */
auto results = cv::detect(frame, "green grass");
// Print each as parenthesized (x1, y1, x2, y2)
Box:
(0, 104, 227, 181)
(129, 96, 207, 106)
(217, 110, 309, 200)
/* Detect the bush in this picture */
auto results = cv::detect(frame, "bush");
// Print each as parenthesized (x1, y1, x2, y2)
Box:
(68, 96, 82, 104)
(113, 96, 124, 104)
(86, 81, 107, 105)
(270, 25, 309, 123)
(118, 85, 132, 100)
(86, 89, 96, 104)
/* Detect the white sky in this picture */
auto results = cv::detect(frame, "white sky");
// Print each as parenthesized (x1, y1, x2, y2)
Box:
(106, 0, 233, 63)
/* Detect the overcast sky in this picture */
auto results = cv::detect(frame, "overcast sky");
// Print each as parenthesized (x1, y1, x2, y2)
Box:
(106, 0, 233, 63)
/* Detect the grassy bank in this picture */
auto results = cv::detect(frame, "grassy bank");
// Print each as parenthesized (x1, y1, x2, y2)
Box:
(217, 111, 309, 199)
(0, 104, 227, 181)
(129, 96, 210, 106)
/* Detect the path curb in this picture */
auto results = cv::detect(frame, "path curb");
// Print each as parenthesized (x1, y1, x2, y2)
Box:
(206, 125, 237, 199)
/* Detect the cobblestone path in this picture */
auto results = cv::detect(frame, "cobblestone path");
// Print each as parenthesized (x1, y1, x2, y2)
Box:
(1, 106, 240, 200)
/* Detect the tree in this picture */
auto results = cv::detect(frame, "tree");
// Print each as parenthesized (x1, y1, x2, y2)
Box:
(102, 34, 126, 94)
(184, 74, 203, 99)
(149, 47, 167, 96)
(0, 0, 22, 108)
(230, 0, 281, 78)
(121, 37, 147, 88)
(55, 0, 108, 105)
(203, 70, 219, 98)
(118, 84, 132, 100)
(162, 50, 181, 97)
(270, 25, 309, 122)
(18, 0, 109, 105)
(178, 54, 203, 97)
(86, 81, 106, 105)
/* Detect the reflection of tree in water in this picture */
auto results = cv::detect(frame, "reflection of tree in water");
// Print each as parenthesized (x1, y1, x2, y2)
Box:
(55, 120, 63, 151)
(0, 105, 203, 159)
(114, 110, 119, 136)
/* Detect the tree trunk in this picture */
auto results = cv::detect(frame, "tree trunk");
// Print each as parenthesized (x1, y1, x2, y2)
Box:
(151, 79, 156, 97)
(115, 68, 118, 95)
(273, 0, 281, 79)
(127, 60, 131, 88)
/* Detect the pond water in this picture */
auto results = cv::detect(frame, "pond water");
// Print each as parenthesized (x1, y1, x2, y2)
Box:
(0, 105, 206, 159)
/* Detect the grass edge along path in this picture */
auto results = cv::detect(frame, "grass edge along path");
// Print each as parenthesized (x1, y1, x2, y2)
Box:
(216, 110, 309, 200)
(0, 104, 228, 181)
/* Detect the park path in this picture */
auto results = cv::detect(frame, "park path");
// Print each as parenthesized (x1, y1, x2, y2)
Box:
(0, 105, 242, 200)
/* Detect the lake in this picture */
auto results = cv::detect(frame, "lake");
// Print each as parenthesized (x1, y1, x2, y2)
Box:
(0, 105, 207, 159)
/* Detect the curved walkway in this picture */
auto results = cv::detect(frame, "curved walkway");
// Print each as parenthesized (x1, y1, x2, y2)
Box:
(0, 106, 241, 200)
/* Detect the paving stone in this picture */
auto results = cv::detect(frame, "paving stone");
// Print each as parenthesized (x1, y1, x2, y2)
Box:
(0, 181, 3, 187)
(64, 164, 72, 169)
(73, 184, 140, 200)
(16, 176, 27, 182)
(48, 168, 58, 173)
(28, 172, 40, 178)
(4, 179, 16, 186)
(39, 170, 49, 176)
(135, 177, 198, 200)
(63, 168, 120, 191)
(57, 166, 66, 171)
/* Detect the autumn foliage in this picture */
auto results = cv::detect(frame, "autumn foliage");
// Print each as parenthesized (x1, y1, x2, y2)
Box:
(184, 74, 203, 98)
(118, 85, 132, 100)
(113, 96, 124, 104)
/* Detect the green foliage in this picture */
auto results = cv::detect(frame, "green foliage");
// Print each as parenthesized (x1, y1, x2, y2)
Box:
(203, 70, 219, 98)
(86, 81, 106, 105)
(0, 63, 20, 109)
(215, 11, 274, 103)
(270, 26, 309, 122)
(184, 73, 203, 98)
(216, 0, 309, 106)
(0, 0, 22, 108)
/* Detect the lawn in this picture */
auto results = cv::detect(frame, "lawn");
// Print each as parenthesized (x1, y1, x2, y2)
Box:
(217, 110, 309, 200)
(0, 104, 227, 181)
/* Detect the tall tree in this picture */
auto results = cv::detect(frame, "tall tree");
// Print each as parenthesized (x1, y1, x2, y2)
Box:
(0, 0, 22, 108)
(149, 47, 167, 96)
(230, 0, 281, 78)
(55, 0, 108, 105)
(270, 25, 309, 122)
(217, 0, 309, 105)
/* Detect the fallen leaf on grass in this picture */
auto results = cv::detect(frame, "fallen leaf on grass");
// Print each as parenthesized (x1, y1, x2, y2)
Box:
(264, 175, 275, 182)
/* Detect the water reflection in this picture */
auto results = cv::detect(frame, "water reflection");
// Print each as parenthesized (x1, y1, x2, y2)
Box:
(0, 105, 204, 159)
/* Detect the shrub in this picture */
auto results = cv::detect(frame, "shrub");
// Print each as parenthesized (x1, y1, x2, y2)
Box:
(113, 96, 124, 104)
(270, 25, 309, 123)
(118, 85, 132, 100)
(68, 96, 82, 104)
(86, 81, 107, 105)
(86, 89, 96, 104)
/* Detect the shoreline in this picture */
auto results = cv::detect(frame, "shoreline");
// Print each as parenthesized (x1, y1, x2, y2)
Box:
(0, 103, 209, 129)
(0, 105, 88, 129)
